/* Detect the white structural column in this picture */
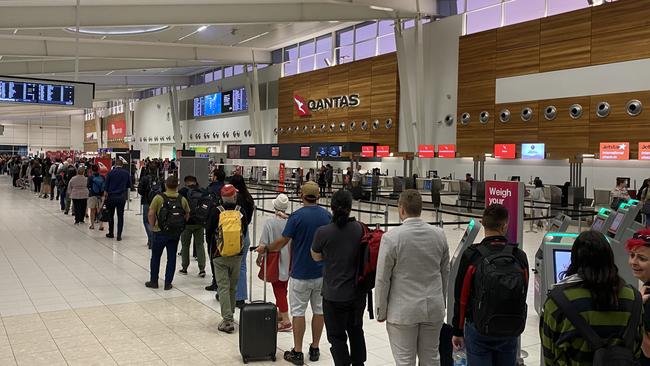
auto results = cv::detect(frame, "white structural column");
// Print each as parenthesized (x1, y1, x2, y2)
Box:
(95, 114, 103, 148)
(125, 101, 133, 148)
(168, 88, 182, 151)
(245, 61, 263, 144)
(414, 14, 426, 175)
(394, 21, 418, 161)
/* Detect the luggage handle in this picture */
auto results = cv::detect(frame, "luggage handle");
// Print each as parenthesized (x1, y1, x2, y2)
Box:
(249, 246, 267, 303)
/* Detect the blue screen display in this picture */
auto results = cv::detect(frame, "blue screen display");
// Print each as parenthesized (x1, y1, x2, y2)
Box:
(317, 146, 327, 157)
(521, 143, 545, 160)
(328, 146, 340, 157)
(193, 88, 248, 118)
(203, 92, 222, 116)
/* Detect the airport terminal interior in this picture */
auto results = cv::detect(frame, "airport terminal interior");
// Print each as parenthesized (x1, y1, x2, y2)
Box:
(2, 0, 650, 365)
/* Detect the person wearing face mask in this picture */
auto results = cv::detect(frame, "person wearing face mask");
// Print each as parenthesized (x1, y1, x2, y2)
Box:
(627, 229, 650, 365)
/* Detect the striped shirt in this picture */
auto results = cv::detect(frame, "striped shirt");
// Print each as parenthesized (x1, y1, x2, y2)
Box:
(540, 280, 643, 366)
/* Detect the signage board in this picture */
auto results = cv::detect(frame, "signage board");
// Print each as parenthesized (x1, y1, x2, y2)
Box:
(639, 142, 650, 160)
(95, 157, 112, 177)
(0, 76, 94, 109)
(494, 144, 516, 159)
(438, 144, 456, 158)
(376, 146, 390, 158)
(521, 143, 545, 160)
(300, 146, 311, 158)
(248, 147, 256, 158)
(600, 142, 629, 160)
(361, 145, 374, 158)
(418, 144, 435, 158)
(108, 118, 126, 139)
(278, 163, 285, 193)
(271, 146, 280, 157)
(485, 180, 524, 244)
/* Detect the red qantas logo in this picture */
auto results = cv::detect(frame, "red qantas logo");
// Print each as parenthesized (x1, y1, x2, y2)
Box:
(293, 95, 311, 117)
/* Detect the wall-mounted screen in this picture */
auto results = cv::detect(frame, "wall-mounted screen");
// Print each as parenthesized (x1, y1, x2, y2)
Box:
(271, 146, 280, 157)
(221, 90, 233, 113)
(438, 144, 456, 158)
(418, 144, 435, 158)
(521, 143, 545, 160)
(600, 142, 629, 161)
(328, 146, 341, 157)
(376, 146, 390, 158)
(361, 146, 374, 158)
(203, 92, 222, 116)
(494, 144, 516, 159)
(227, 145, 240, 159)
(317, 146, 328, 157)
(232, 87, 248, 112)
(193, 97, 203, 118)
(0, 80, 74, 106)
(300, 146, 311, 158)
(248, 147, 256, 158)
(553, 249, 571, 284)
(193, 87, 248, 118)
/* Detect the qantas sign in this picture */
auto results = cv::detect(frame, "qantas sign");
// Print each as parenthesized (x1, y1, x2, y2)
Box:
(293, 94, 360, 116)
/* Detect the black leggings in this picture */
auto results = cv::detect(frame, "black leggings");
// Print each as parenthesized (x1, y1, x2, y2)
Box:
(72, 199, 88, 224)
(33, 177, 42, 193)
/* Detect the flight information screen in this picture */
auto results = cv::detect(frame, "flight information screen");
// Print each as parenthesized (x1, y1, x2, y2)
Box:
(0, 81, 75, 106)
(192, 87, 248, 118)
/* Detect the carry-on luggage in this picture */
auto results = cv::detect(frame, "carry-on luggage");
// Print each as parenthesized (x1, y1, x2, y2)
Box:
(239, 246, 278, 363)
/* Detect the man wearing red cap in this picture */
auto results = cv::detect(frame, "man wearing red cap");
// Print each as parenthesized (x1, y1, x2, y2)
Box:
(206, 184, 248, 333)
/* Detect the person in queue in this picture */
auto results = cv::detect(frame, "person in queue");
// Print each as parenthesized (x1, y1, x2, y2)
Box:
(104, 159, 132, 241)
(540, 230, 643, 365)
(375, 189, 450, 365)
(138, 162, 160, 248)
(178, 175, 207, 278)
(311, 189, 367, 366)
(229, 174, 255, 308)
(256, 181, 331, 365)
(205, 168, 226, 292)
(68, 166, 89, 225)
(627, 229, 650, 365)
(87, 164, 106, 231)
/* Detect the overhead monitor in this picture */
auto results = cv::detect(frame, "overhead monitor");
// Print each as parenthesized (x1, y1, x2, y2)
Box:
(232, 87, 248, 112)
(600, 142, 629, 161)
(418, 144, 435, 158)
(438, 144, 456, 158)
(592, 216, 606, 232)
(521, 143, 545, 160)
(494, 144, 516, 159)
(203, 92, 222, 116)
(328, 146, 341, 157)
(271, 146, 280, 157)
(361, 145, 374, 158)
(247, 146, 256, 158)
(193, 87, 248, 118)
(608, 212, 626, 236)
(376, 146, 390, 158)
(553, 249, 572, 284)
(0, 76, 94, 109)
(300, 146, 311, 158)
(317, 146, 328, 157)
(227, 145, 240, 159)
(193, 97, 203, 118)
(221, 90, 233, 113)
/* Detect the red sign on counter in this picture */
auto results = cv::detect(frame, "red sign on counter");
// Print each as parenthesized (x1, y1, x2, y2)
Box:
(376, 146, 390, 158)
(600, 142, 629, 160)
(418, 144, 435, 158)
(438, 144, 456, 158)
(494, 144, 516, 159)
(361, 146, 374, 158)
(639, 142, 650, 160)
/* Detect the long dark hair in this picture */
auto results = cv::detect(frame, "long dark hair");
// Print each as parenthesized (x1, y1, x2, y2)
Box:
(562, 230, 623, 310)
(229, 175, 254, 207)
(331, 190, 353, 228)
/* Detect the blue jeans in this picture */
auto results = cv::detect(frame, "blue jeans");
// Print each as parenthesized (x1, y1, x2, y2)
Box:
(236, 232, 251, 301)
(464, 322, 518, 366)
(150, 232, 180, 285)
(59, 188, 66, 211)
(142, 204, 153, 244)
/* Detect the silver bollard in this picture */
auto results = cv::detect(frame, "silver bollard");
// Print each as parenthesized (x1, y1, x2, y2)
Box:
(252, 205, 258, 250)
(383, 203, 389, 232)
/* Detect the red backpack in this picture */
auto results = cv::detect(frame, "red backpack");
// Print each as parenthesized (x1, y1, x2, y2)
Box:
(356, 222, 384, 319)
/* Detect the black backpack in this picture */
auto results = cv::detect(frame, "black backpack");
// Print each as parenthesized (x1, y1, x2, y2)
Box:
(187, 187, 212, 225)
(471, 244, 528, 337)
(548, 284, 642, 366)
(147, 176, 162, 205)
(157, 193, 186, 235)
(65, 165, 76, 182)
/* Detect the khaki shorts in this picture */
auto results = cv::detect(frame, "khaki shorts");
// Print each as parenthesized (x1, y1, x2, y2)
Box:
(88, 196, 103, 209)
(289, 277, 323, 317)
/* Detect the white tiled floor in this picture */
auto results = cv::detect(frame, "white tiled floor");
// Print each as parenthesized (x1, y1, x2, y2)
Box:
(0, 175, 551, 365)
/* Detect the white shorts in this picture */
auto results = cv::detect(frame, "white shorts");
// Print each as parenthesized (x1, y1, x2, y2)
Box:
(88, 196, 102, 209)
(289, 277, 323, 317)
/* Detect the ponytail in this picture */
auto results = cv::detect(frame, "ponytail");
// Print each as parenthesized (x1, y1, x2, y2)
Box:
(330, 190, 353, 229)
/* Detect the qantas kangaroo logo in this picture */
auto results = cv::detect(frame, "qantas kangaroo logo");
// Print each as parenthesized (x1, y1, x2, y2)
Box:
(293, 95, 311, 117)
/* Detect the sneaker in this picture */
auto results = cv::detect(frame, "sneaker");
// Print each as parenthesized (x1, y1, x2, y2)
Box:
(218, 320, 234, 334)
(179, 269, 188, 275)
(308, 345, 320, 362)
(164, 283, 173, 290)
(283, 349, 304, 365)
(198, 271, 206, 278)
(145, 281, 158, 289)
(226, 321, 235, 333)
(205, 283, 218, 291)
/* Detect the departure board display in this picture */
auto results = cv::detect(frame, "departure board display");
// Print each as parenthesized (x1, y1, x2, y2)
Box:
(192, 87, 248, 118)
(0, 80, 74, 106)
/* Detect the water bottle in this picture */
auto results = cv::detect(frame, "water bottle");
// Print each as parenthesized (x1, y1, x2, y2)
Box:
(453, 350, 467, 366)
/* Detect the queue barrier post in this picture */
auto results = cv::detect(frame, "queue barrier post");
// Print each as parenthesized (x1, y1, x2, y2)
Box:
(252, 203, 258, 251)
(383, 204, 389, 232)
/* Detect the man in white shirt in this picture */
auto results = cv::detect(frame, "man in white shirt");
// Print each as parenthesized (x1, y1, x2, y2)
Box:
(375, 189, 450, 366)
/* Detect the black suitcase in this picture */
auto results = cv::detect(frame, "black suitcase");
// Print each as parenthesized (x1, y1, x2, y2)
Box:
(239, 246, 278, 363)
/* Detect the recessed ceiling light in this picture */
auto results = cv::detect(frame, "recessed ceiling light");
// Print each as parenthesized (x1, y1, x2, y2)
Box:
(64, 25, 169, 35)
(370, 5, 394, 11)
(12, 29, 18, 34)
(197, 25, 208, 32)
(105, 70, 114, 76)
(237, 31, 270, 44)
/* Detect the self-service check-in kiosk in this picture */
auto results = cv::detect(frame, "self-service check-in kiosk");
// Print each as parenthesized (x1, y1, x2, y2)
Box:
(446, 219, 482, 324)
(591, 207, 615, 235)
(545, 214, 572, 242)
(534, 233, 579, 315)
(608, 200, 643, 286)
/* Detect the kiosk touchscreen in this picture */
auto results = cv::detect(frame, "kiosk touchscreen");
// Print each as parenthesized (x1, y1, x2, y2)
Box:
(591, 207, 614, 234)
(606, 200, 642, 285)
(534, 233, 579, 315)
(608, 200, 640, 241)
(446, 219, 482, 324)
(545, 214, 571, 242)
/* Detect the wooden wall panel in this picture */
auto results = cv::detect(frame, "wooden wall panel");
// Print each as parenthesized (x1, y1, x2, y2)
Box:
(540, 37, 591, 72)
(537, 97, 591, 131)
(457, 134, 494, 157)
(540, 8, 591, 44)
(589, 124, 650, 157)
(459, 30, 497, 59)
(589, 91, 650, 126)
(458, 79, 495, 108)
(459, 30, 496, 83)
(494, 128, 539, 149)
(495, 46, 540, 78)
(496, 20, 540, 51)
(538, 127, 589, 159)
(591, 26, 650, 65)
(591, 0, 650, 35)
(494, 102, 539, 131)
(456, 104, 495, 157)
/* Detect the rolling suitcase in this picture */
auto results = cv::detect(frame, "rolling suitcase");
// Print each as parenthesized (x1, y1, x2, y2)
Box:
(239, 246, 278, 363)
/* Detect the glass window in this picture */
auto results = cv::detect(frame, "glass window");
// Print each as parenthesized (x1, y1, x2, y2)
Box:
(336, 45, 354, 64)
(547, 0, 589, 16)
(402, 19, 416, 29)
(224, 66, 233, 78)
(271, 49, 282, 64)
(457, 0, 465, 13)
(421, 17, 431, 24)
(504, 0, 545, 25)
(204, 72, 213, 83)
(378, 34, 396, 54)
(299, 56, 315, 73)
(354, 39, 376, 60)
(379, 20, 395, 35)
(466, 5, 501, 34)
(336, 27, 354, 47)
(314, 52, 331, 69)
(258, 63, 269, 69)
(467, 0, 500, 11)
(283, 45, 298, 62)
(283, 61, 297, 76)
(214, 68, 222, 80)
(355, 21, 377, 42)
(299, 40, 315, 57)
(316, 34, 332, 53)
(234, 65, 244, 75)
